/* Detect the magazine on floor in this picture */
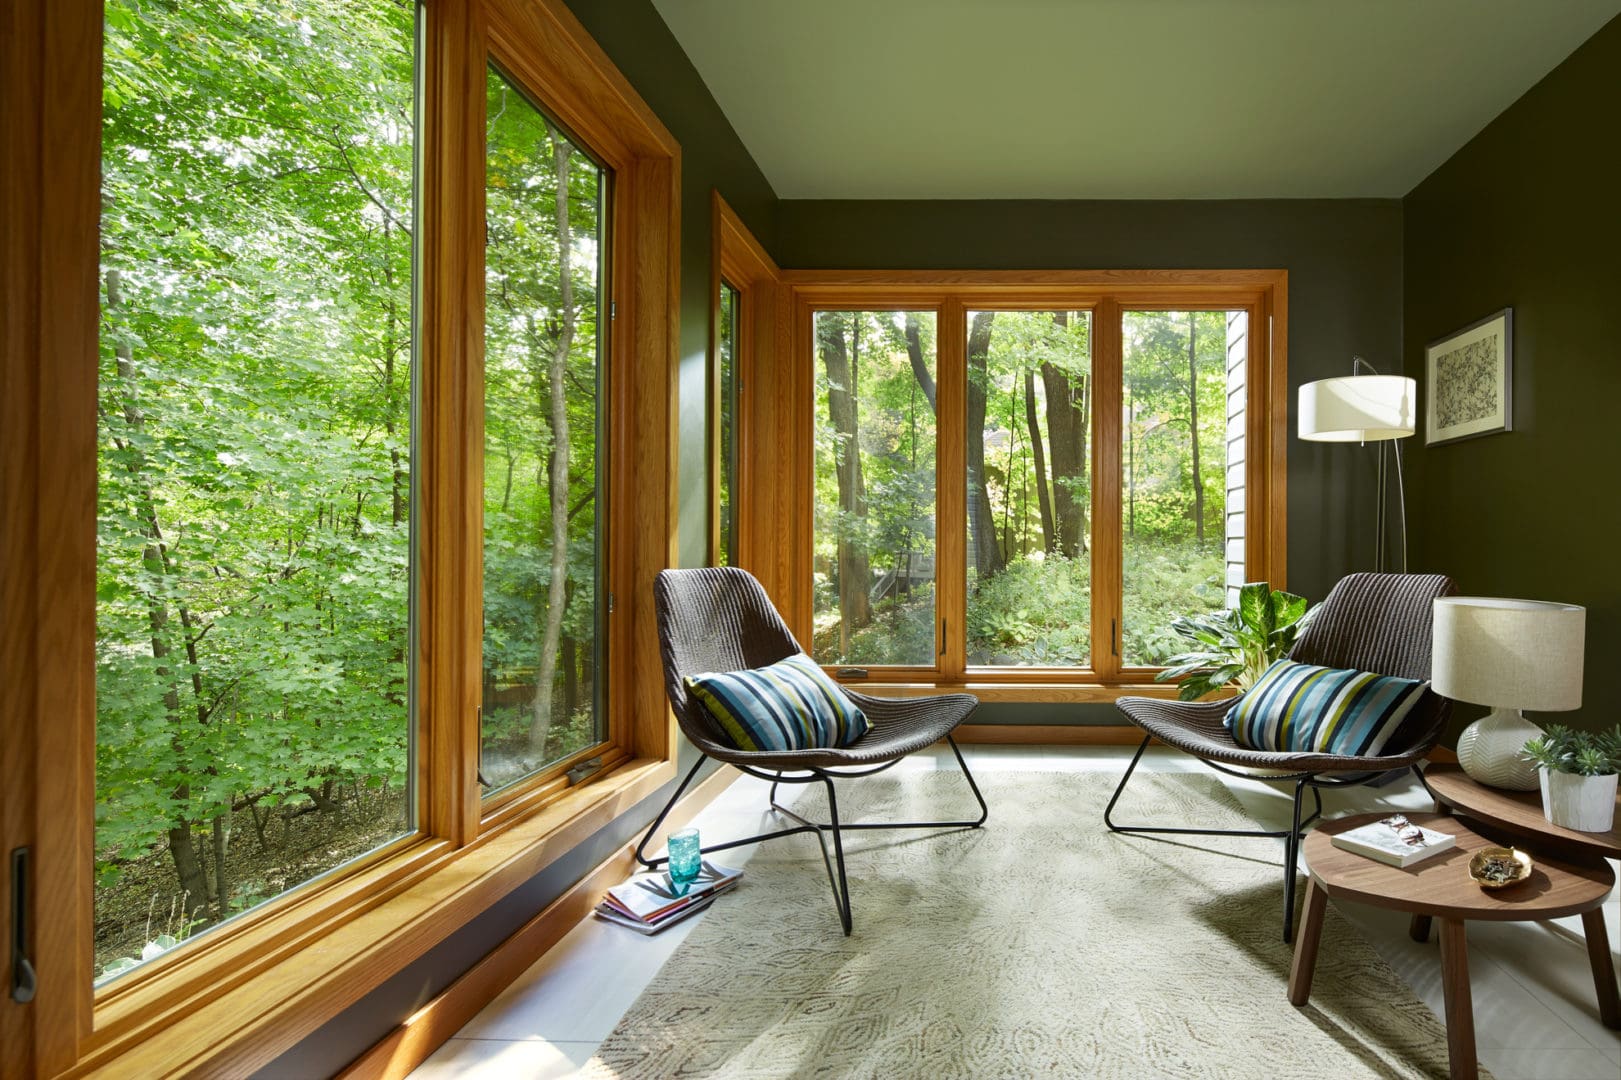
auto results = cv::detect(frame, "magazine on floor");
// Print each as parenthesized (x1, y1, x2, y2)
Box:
(596, 860, 742, 931)
(1330, 815, 1455, 868)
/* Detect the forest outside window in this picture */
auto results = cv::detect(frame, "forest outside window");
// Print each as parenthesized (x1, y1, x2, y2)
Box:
(0, 0, 682, 1069)
(480, 65, 608, 797)
(95, 0, 417, 983)
(791, 277, 1285, 694)
(813, 311, 938, 668)
(717, 280, 739, 566)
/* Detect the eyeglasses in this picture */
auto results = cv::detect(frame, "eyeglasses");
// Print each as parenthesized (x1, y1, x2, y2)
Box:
(1378, 814, 1427, 847)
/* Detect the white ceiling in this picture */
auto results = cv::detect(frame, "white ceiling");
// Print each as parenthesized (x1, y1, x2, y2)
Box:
(652, 0, 1621, 199)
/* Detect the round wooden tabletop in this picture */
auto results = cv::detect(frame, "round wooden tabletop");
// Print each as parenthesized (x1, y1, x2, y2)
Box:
(1422, 763, 1621, 859)
(1305, 813, 1615, 922)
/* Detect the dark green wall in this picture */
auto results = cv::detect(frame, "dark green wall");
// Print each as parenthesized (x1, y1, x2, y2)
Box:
(1403, 15, 1621, 740)
(256, 2, 776, 1075)
(778, 199, 1406, 723)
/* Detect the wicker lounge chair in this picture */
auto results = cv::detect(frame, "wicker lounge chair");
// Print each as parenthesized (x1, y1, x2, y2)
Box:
(636, 566, 988, 935)
(1106, 572, 1457, 941)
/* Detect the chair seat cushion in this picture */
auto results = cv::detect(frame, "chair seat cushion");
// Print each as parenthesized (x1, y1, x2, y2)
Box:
(1224, 658, 1428, 757)
(685, 653, 870, 752)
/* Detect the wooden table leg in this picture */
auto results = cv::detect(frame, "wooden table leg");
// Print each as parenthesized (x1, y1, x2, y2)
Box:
(1438, 918, 1478, 1080)
(1409, 914, 1432, 943)
(1580, 907, 1621, 1029)
(1288, 877, 1329, 1007)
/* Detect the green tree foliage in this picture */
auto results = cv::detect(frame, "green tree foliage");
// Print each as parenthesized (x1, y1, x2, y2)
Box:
(480, 67, 603, 790)
(98, 0, 418, 973)
(814, 309, 1236, 669)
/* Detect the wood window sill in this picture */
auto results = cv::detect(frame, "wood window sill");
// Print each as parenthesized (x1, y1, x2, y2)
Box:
(70, 756, 676, 1079)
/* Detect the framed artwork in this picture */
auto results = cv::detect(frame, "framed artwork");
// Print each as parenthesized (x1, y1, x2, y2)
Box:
(1425, 308, 1512, 446)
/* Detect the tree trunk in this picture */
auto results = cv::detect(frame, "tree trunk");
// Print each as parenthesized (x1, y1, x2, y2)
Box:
(1024, 370, 1054, 552)
(531, 123, 576, 757)
(903, 313, 936, 412)
(211, 815, 230, 919)
(965, 312, 1004, 578)
(1042, 313, 1089, 557)
(1188, 311, 1205, 546)
(107, 268, 214, 921)
(820, 315, 872, 638)
(383, 216, 406, 527)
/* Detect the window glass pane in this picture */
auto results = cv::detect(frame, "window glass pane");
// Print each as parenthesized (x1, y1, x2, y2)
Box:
(1121, 310, 1242, 665)
(481, 66, 606, 795)
(812, 312, 936, 667)
(966, 311, 1092, 667)
(717, 281, 738, 567)
(96, 0, 415, 983)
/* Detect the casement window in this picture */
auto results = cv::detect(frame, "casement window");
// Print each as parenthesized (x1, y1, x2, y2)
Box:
(776, 276, 1286, 699)
(2, 0, 677, 1073)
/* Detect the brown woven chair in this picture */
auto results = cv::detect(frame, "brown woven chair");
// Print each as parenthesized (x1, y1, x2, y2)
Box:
(1106, 572, 1457, 942)
(636, 566, 988, 934)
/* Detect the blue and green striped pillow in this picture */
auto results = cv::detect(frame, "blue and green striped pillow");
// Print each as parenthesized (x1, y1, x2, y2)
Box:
(685, 653, 869, 752)
(1225, 659, 1429, 756)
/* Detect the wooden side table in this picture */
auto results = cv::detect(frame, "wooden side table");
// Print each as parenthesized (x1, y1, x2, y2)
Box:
(1410, 763, 1620, 944)
(1291, 813, 1617, 1080)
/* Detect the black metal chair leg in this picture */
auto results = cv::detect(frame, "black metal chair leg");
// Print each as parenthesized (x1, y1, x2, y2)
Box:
(823, 776, 853, 936)
(634, 754, 708, 869)
(946, 734, 990, 827)
(1104, 735, 1153, 832)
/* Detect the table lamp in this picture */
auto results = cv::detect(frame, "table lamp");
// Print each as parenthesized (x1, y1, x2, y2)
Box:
(1433, 597, 1586, 790)
(1298, 359, 1416, 571)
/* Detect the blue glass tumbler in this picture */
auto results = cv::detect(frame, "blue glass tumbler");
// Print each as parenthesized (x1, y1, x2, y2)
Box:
(667, 827, 702, 895)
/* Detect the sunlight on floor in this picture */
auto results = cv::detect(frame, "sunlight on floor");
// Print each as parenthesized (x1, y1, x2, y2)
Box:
(410, 744, 1621, 1080)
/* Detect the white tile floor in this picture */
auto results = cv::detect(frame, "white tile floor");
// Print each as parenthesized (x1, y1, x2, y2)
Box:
(411, 745, 1621, 1080)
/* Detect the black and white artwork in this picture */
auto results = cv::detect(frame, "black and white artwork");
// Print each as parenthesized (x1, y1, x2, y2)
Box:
(1425, 308, 1512, 446)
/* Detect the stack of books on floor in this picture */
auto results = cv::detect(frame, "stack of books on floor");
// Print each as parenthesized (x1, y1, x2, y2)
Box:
(595, 860, 743, 934)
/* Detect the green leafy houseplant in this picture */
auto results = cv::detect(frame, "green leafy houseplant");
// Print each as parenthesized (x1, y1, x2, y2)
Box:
(1154, 581, 1317, 701)
(1522, 725, 1621, 777)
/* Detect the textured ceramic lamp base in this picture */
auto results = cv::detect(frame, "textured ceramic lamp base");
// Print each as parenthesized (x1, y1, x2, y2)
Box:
(1457, 709, 1545, 791)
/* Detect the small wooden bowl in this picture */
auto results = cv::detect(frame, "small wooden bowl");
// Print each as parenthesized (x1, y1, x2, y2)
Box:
(1469, 846, 1533, 890)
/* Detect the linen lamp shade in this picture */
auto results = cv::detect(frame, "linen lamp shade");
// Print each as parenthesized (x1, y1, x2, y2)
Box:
(1297, 375, 1416, 442)
(1434, 597, 1586, 790)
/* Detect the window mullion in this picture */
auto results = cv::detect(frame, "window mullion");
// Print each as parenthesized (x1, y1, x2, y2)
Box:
(1091, 298, 1124, 680)
(937, 299, 968, 678)
(419, 0, 486, 846)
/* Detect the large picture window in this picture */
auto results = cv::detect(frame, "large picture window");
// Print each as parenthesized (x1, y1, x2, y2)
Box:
(1, 0, 679, 1072)
(95, 0, 417, 982)
(481, 66, 607, 796)
(788, 276, 1285, 695)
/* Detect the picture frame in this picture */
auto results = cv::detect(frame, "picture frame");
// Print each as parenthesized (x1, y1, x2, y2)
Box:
(1425, 308, 1512, 446)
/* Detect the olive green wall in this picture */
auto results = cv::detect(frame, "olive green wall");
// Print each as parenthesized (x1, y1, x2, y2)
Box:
(256, 1, 776, 1075)
(1403, 15, 1621, 740)
(777, 199, 1406, 723)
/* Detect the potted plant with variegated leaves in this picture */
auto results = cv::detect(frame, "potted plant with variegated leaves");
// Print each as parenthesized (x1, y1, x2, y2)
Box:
(1155, 582, 1317, 701)
(1521, 724, 1621, 833)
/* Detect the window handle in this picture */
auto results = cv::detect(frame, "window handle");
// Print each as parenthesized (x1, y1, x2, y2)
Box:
(11, 847, 36, 1004)
(836, 668, 868, 679)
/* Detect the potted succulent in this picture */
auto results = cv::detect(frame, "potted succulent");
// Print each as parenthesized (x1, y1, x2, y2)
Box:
(1155, 582, 1316, 701)
(1521, 724, 1621, 833)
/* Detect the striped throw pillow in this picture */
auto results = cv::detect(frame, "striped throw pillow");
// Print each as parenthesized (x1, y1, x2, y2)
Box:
(1225, 659, 1429, 757)
(685, 653, 869, 752)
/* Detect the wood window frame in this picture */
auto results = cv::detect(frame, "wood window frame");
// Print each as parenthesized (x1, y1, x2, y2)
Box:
(0, 0, 679, 1075)
(780, 270, 1287, 702)
(708, 194, 802, 619)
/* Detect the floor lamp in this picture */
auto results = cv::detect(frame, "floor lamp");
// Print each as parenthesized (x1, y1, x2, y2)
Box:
(1297, 358, 1416, 572)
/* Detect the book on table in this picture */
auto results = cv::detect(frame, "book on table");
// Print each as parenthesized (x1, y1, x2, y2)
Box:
(595, 860, 742, 932)
(1330, 815, 1456, 868)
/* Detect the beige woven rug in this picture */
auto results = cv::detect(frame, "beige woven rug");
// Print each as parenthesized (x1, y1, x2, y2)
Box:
(584, 769, 1477, 1079)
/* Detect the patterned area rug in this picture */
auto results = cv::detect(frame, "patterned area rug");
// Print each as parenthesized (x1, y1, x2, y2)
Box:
(584, 770, 1476, 1079)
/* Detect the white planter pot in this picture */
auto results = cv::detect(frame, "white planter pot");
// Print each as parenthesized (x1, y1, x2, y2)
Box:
(1539, 768, 1619, 833)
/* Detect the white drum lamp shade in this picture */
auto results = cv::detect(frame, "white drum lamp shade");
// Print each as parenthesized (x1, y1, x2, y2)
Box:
(1434, 597, 1586, 790)
(1298, 375, 1416, 442)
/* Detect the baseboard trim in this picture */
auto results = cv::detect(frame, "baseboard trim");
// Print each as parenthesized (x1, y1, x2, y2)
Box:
(337, 762, 740, 1080)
